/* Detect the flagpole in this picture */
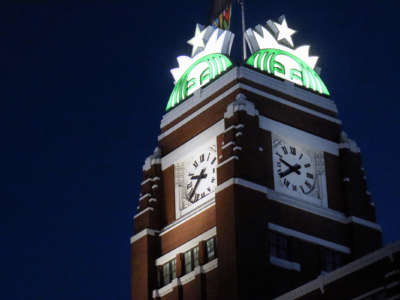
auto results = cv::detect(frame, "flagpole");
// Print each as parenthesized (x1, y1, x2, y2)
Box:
(239, 0, 247, 60)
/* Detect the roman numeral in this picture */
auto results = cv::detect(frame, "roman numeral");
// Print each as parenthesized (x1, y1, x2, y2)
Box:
(306, 173, 314, 179)
(200, 154, 205, 162)
(188, 173, 194, 177)
(211, 177, 216, 183)
(207, 187, 211, 192)
(193, 161, 198, 168)
(277, 162, 281, 167)
(284, 178, 290, 188)
(187, 182, 193, 189)
(275, 152, 282, 158)
(207, 152, 210, 161)
(305, 181, 312, 189)
(300, 185, 305, 194)
(292, 185, 297, 191)
(201, 192, 205, 198)
(211, 157, 216, 165)
(213, 168, 216, 173)
(195, 194, 200, 201)
(290, 147, 296, 155)
(304, 163, 311, 168)
(299, 153, 303, 160)
(282, 146, 288, 155)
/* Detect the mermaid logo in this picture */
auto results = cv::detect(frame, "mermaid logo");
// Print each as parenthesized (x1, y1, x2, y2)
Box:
(166, 24, 235, 112)
(245, 16, 330, 96)
(246, 48, 329, 96)
(167, 54, 232, 111)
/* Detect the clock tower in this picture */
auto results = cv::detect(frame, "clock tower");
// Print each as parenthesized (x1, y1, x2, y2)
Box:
(130, 16, 399, 300)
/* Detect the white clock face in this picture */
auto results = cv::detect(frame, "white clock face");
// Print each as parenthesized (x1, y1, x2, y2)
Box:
(273, 138, 317, 197)
(175, 143, 218, 213)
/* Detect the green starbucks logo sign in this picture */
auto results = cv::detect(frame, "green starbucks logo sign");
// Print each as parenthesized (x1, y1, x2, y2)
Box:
(246, 48, 329, 96)
(166, 53, 233, 112)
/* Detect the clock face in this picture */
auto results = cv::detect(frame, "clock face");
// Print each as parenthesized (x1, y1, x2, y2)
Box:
(175, 143, 218, 212)
(273, 138, 317, 197)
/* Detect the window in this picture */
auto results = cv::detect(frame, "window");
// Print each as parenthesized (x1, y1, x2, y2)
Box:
(206, 237, 216, 261)
(162, 259, 176, 285)
(269, 231, 288, 260)
(321, 248, 342, 272)
(184, 250, 193, 273)
(184, 246, 199, 274)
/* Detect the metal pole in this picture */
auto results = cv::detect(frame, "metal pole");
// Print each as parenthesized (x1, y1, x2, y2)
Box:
(239, 0, 247, 60)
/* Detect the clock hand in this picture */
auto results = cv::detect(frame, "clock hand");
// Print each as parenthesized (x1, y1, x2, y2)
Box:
(280, 159, 301, 175)
(188, 169, 206, 202)
(191, 173, 207, 180)
(279, 164, 301, 178)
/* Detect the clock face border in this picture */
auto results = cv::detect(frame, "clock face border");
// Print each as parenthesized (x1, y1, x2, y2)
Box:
(174, 138, 218, 219)
(271, 133, 328, 207)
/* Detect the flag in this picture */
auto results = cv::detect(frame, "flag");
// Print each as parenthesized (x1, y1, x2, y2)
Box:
(210, 0, 232, 30)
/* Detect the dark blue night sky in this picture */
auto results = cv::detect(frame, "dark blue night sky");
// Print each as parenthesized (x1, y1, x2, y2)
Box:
(2, 1, 399, 299)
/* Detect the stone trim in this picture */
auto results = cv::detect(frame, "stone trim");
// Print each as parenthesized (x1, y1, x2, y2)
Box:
(130, 228, 159, 244)
(268, 223, 351, 254)
(133, 207, 153, 219)
(349, 216, 382, 232)
(270, 256, 301, 272)
(274, 241, 400, 300)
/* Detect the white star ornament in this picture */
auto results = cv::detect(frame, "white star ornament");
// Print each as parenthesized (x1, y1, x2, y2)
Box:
(187, 24, 207, 57)
(274, 17, 296, 48)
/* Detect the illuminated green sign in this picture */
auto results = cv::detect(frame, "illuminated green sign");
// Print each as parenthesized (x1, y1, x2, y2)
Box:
(245, 16, 330, 96)
(167, 53, 233, 111)
(246, 48, 329, 96)
(167, 24, 235, 112)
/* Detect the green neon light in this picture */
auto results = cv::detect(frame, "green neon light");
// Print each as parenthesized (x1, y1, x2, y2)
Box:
(166, 54, 233, 112)
(246, 48, 330, 96)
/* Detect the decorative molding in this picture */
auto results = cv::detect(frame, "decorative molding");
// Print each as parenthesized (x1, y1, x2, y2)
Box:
(339, 132, 361, 153)
(217, 155, 239, 169)
(270, 256, 301, 272)
(268, 223, 351, 254)
(224, 93, 259, 119)
(133, 207, 154, 219)
(216, 177, 267, 194)
(224, 124, 245, 134)
(143, 147, 162, 171)
(221, 141, 236, 150)
(130, 229, 159, 244)
(139, 193, 151, 202)
(156, 227, 217, 266)
(141, 178, 152, 186)
(349, 216, 382, 232)
(274, 241, 400, 300)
